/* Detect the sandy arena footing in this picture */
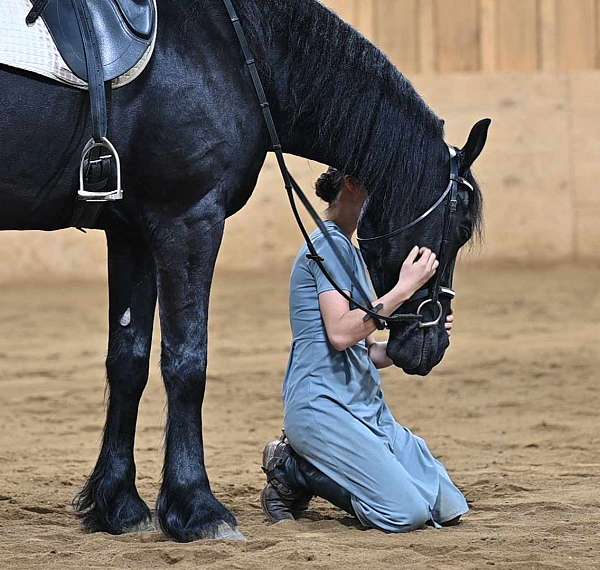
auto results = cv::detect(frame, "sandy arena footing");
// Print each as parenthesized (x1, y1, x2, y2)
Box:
(0, 263, 598, 569)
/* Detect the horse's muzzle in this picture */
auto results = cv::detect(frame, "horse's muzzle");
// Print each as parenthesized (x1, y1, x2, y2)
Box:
(386, 306, 451, 376)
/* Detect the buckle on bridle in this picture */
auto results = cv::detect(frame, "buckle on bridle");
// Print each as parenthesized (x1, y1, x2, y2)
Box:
(440, 287, 456, 299)
(416, 299, 443, 329)
(451, 175, 474, 192)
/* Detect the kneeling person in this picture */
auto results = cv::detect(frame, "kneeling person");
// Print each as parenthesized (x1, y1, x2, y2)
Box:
(260, 169, 468, 532)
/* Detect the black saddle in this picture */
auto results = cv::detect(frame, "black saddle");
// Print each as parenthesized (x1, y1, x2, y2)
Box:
(32, 0, 155, 82)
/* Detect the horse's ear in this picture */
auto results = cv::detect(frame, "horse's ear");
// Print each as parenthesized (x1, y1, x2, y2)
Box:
(459, 118, 491, 173)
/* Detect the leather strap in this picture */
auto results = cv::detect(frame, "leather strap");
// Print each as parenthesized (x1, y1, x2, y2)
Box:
(25, 0, 49, 25)
(25, 0, 109, 141)
(71, 0, 107, 141)
(357, 178, 454, 242)
(69, 82, 114, 229)
(25, 1, 116, 227)
(70, 201, 104, 229)
(70, 0, 112, 227)
(430, 163, 460, 306)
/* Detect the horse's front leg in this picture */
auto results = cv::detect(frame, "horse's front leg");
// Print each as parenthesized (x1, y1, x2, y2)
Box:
(75, 229, 156, 534)
(147, 200, 242, 542)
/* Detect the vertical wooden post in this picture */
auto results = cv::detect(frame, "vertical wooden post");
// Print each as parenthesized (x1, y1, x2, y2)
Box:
(556, 0, 596, 70)
(539, 0, 557, 71)
(419, 0, 435, 73)
(480, 0, 497, 72)
(355, 0, 376, 40)
(434, 0, 481, 72)
(496, 0, 538, 71)
(596, 0, 600, 68)
(374, 0, 420, 73)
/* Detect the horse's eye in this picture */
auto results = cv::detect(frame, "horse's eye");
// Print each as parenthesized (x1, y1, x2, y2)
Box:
(459, 225, 472, 243)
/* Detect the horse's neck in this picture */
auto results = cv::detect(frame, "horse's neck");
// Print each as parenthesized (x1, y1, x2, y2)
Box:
(261, 0, 443, 194)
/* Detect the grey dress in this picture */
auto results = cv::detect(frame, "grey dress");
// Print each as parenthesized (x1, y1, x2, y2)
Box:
(282, 221, 468, 532)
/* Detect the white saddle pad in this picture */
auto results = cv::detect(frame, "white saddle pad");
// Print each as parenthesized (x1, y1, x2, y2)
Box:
(0, 0, 157, 90)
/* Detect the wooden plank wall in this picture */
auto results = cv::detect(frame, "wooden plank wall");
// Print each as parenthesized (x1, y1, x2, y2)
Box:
(323, 0, 600, 73)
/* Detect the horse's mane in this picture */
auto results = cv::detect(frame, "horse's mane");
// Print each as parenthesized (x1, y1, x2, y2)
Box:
(215, 0, 483, 235)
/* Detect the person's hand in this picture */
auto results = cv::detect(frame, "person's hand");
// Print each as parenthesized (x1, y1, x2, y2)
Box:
(445, 314, 454, 337)
(395, 246, 439, 300)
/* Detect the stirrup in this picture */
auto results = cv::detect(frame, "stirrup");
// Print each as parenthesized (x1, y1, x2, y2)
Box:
(78, 137, 123, 202)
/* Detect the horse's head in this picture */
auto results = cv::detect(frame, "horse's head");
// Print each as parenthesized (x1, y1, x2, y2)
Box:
(358, 119, 490, 376)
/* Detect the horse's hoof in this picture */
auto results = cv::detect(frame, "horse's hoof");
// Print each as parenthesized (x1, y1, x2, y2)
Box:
(78, 506, 153, 535)
(75, 483, 152, 535)
(208, 522, 246, 541)
(157, 487, 240, 543)
(123, 517, 156, 534)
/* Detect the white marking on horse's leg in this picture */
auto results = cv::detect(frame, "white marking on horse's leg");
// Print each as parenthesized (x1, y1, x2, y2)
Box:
(120, 307, 131, 327)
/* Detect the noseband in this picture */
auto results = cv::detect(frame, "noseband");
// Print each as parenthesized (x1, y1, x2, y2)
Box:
(223, 0, 469, 330)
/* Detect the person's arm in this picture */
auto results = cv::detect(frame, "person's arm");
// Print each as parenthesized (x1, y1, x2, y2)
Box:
(367, 339, 392, 369)
(367, 339, 394, 369)
(319, 246, 439, 352)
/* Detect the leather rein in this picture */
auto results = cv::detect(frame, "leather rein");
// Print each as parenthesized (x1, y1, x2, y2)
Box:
(222, 0, 471, 330)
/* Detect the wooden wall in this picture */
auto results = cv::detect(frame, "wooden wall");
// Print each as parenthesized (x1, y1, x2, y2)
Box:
(324, 0, 600, 73)
(1, 1, 599, 283)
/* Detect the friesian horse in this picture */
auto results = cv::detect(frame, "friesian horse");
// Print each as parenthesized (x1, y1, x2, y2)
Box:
(0, 0, 489, 542)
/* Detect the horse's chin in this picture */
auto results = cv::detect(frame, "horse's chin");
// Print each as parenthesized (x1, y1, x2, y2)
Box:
(387, 322, 450, 376)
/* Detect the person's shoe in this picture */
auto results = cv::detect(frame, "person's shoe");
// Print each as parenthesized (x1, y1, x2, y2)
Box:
(259, 483, 295, 523)
(260, 434, 312, 523)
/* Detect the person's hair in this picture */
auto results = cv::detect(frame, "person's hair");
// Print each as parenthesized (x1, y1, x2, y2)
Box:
(315, 167, 346, 204)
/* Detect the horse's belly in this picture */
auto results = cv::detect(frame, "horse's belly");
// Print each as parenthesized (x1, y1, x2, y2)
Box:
(0, 180, 76, 230)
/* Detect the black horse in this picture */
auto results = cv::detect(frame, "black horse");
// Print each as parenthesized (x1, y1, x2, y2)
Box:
(0, 0, 489, 542)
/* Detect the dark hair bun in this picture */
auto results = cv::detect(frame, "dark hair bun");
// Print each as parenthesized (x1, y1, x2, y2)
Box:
(315, 167, 345, 204)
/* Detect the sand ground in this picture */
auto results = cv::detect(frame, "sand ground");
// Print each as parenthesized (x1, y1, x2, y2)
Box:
(0, 263, 598, 569)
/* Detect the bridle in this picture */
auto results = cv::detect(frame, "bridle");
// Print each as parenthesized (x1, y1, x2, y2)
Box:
(222, 0, 471, 330)
(358, 145, 475, 328)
